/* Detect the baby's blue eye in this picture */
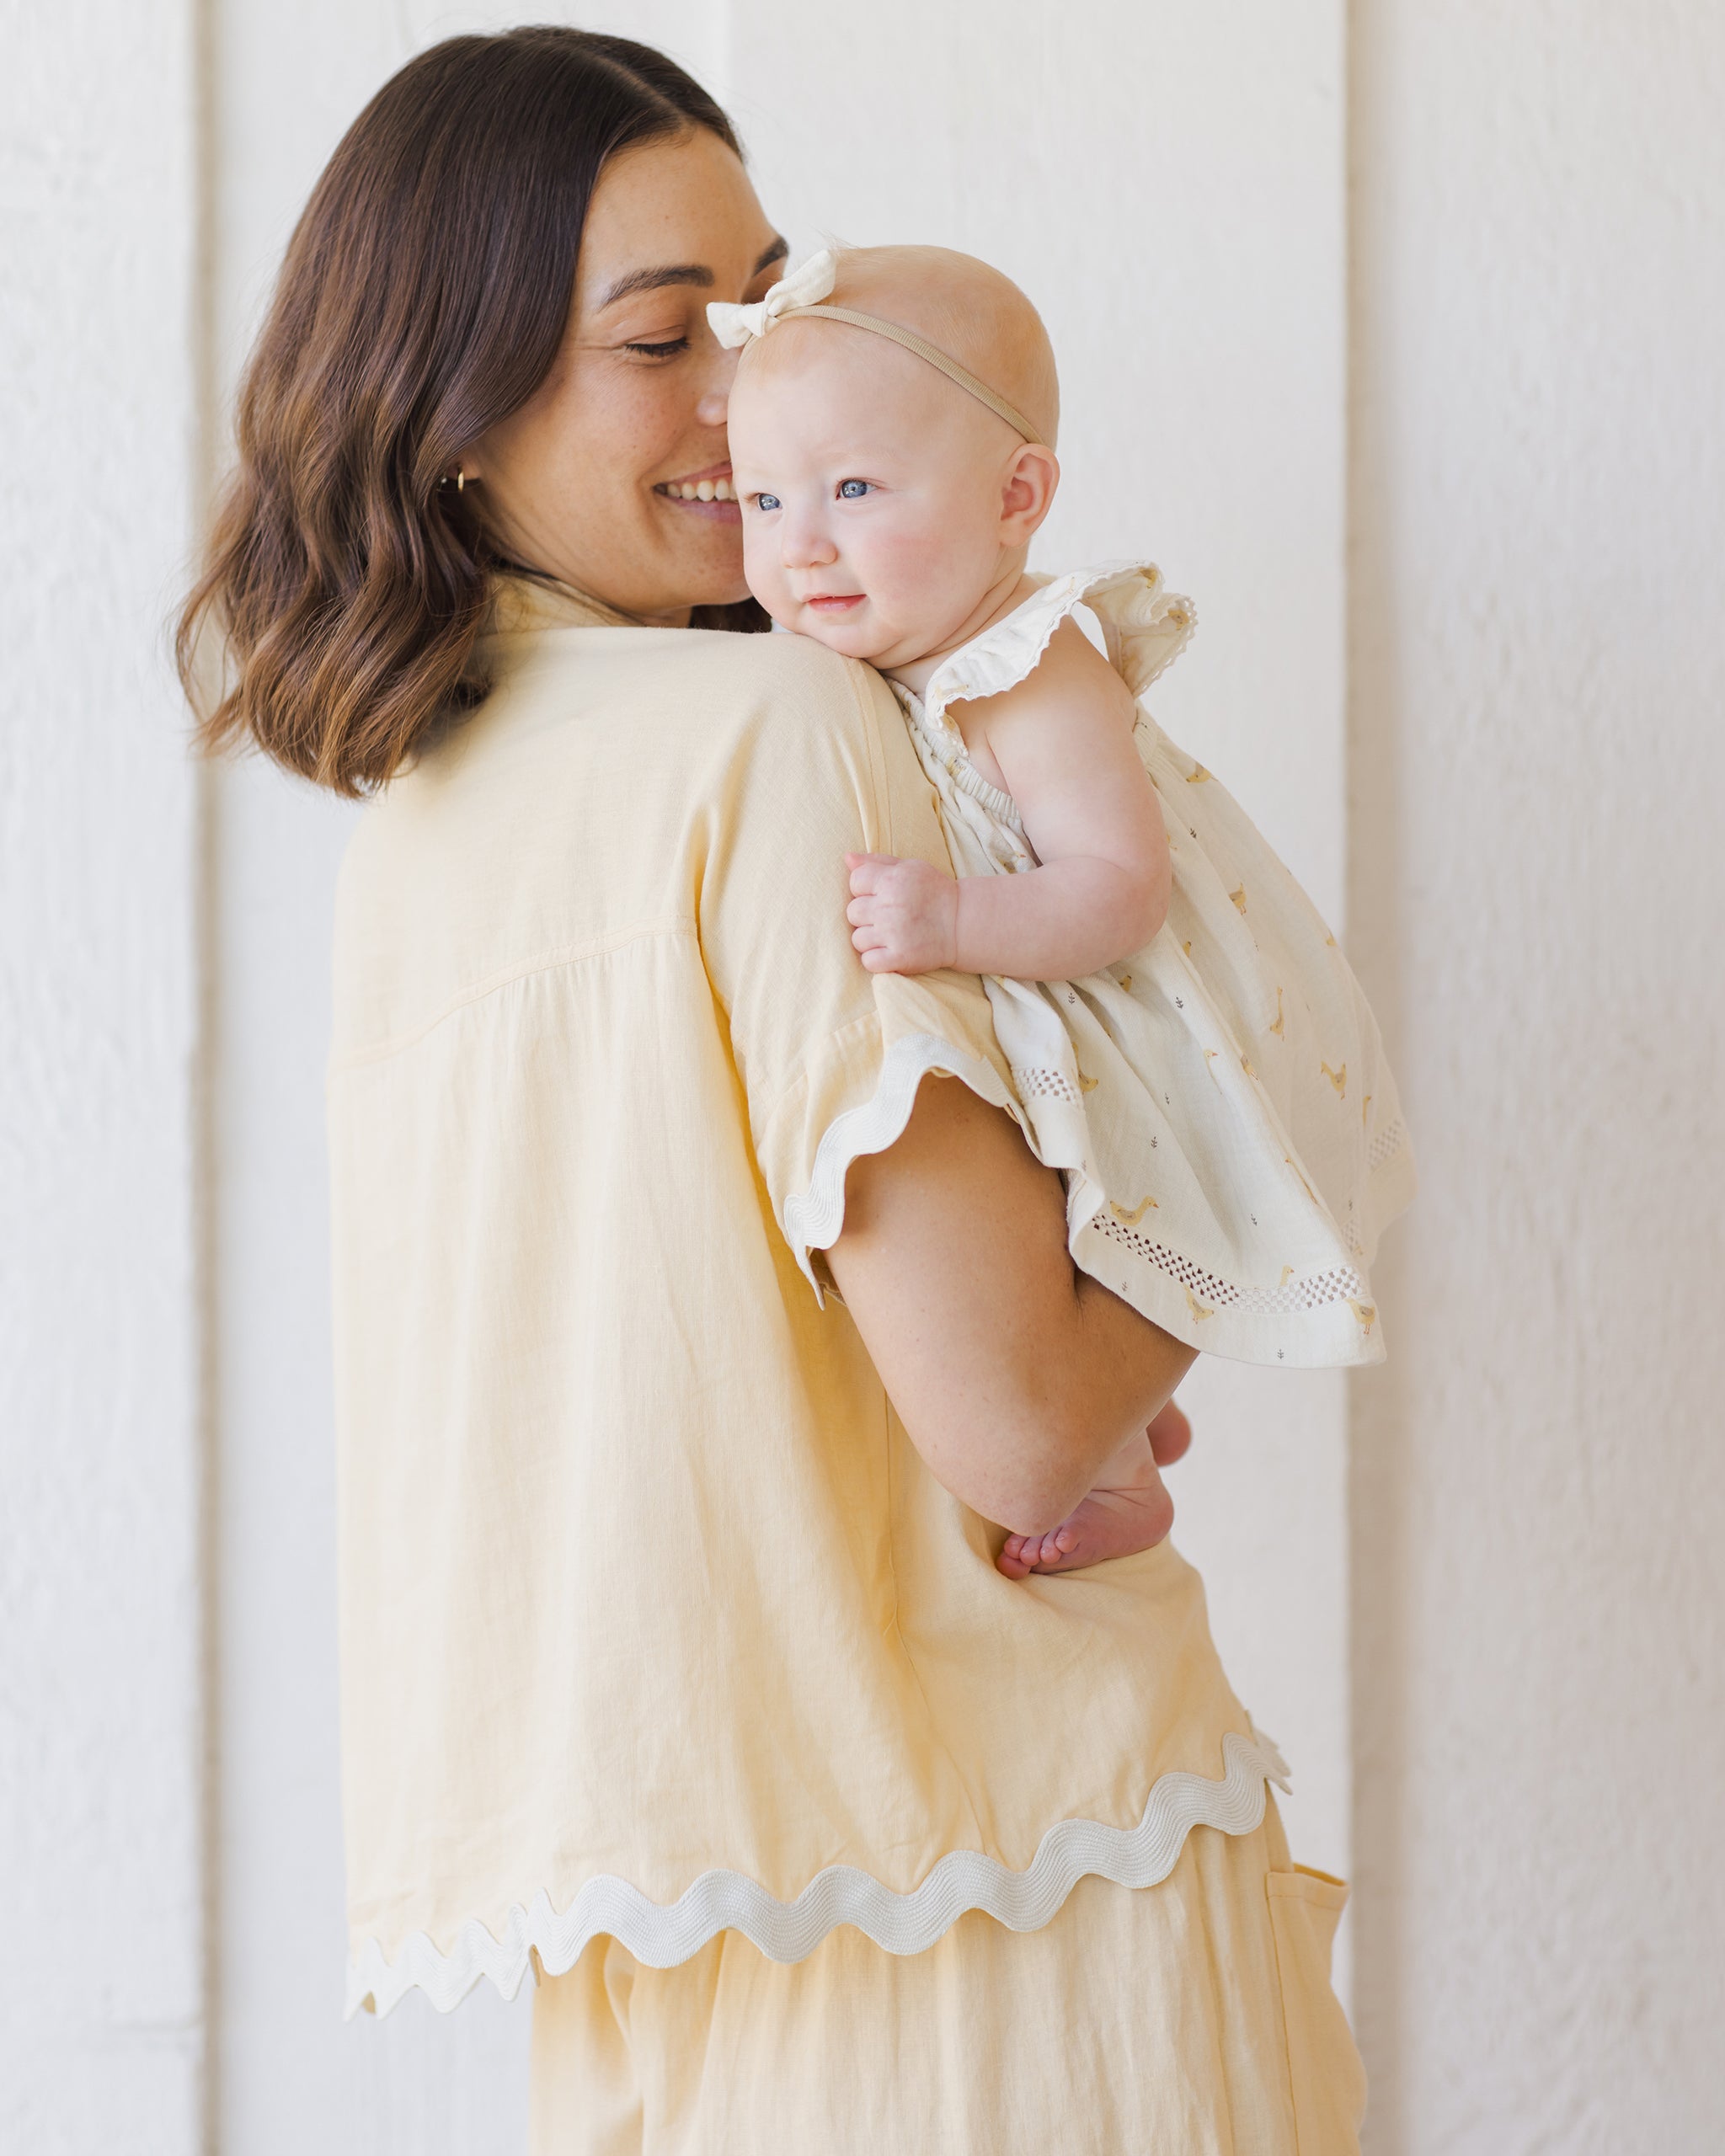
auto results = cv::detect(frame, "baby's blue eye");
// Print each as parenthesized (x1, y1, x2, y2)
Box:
(838, 479, 872, 499)
(754, 492, 781, 512)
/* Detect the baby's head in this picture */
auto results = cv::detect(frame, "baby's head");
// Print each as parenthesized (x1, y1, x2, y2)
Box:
(721, 246, 1060, 670)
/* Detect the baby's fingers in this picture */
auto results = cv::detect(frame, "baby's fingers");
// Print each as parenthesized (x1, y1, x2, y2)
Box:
(845, 851, 903, 896)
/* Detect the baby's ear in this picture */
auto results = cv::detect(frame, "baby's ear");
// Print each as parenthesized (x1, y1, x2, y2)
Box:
(1000, 444, 1060, 543)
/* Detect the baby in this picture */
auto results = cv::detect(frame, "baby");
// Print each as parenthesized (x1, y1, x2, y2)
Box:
(714, 248, 1413, 1579)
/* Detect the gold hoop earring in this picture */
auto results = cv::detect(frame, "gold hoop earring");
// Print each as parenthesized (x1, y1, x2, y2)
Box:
(457, 467, 466, 493)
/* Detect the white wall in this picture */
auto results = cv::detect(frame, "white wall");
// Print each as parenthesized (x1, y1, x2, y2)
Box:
(1, 5, 206, 2152)
(1348, 4, 1725, 2148)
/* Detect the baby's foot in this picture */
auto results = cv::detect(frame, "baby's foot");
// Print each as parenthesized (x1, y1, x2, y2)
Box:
(1146, 1396, 1192, 1470)
(996, 1426, 1177, 1579)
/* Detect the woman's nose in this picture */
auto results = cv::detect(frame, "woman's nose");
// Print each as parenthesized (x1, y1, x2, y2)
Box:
(694, 346, 740, 433)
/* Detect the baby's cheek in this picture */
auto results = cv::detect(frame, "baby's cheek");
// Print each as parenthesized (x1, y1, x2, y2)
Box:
(869, 521, 980, 640)
(740, 524, 786, 616)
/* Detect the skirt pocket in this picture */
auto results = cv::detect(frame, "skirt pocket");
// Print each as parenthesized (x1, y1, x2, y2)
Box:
(1265, 1866, 1367, 2155)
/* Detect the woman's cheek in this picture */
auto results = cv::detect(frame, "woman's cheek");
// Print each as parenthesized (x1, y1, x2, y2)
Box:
(611, 366, 695, 474)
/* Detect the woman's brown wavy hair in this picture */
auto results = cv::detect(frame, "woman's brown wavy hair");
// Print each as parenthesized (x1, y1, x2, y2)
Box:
(176, 27, 763, 797)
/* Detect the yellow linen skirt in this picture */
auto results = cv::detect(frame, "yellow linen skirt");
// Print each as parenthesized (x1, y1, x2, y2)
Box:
(528, 1799, 1365, 2154)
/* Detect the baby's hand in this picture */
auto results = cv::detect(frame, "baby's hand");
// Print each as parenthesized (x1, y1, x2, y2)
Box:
(844, 853, 959, 974)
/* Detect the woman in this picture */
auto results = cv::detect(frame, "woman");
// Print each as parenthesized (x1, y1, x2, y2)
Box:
(181, 28, 1364, 2153)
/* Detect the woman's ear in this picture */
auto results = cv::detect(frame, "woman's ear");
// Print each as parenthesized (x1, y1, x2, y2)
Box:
(999, 444, 1060, 545)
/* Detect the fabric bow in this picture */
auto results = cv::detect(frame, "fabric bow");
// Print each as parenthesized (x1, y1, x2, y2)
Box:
(707, 248, 838, 349)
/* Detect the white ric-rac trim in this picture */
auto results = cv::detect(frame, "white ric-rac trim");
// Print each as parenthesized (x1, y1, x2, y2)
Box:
(346, 1727, 1290, 2017)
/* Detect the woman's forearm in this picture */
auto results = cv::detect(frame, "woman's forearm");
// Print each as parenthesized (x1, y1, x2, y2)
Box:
(827, 1075, 1194, 1535)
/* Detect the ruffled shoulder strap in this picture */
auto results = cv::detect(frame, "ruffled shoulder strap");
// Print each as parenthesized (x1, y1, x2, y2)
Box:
(920, 561, 1196, 733)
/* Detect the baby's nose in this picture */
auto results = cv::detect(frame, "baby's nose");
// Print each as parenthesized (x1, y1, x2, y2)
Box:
(781, 513, 837, 568)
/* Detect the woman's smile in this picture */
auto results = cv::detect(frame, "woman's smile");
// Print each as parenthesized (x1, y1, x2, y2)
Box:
(654, 461, 740, 519)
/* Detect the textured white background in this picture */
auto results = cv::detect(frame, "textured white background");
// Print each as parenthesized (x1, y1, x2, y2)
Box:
(1, 3, 206, 2148)
(3, 2, 1720, 2151)
(1347, 3, 1725, 2148)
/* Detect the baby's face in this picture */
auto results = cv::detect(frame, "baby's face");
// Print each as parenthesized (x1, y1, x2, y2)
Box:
(727, 326, 1028, 671)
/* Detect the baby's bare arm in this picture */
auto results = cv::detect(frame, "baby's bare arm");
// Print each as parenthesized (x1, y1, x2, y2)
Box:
(847, 622, 1170, 980)
(959, 621, 1167, 974)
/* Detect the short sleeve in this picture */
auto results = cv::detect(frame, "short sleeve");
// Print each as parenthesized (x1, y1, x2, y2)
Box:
(698, 638, 1021, 1294)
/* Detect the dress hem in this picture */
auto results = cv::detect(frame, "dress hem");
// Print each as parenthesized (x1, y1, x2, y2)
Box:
(779, 1029, 1409, 1366)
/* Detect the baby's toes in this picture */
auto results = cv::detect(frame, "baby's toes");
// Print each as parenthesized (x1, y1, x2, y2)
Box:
(1036, 1532, 1094, 1573)
(996, 1535, 1033, 1579)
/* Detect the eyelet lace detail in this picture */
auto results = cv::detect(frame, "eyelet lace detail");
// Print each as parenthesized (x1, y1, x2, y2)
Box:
(345, 1726, 1290, 2017)
(1011, 1064, 1086, 1106)
(1090, 1213, 1370, 1315)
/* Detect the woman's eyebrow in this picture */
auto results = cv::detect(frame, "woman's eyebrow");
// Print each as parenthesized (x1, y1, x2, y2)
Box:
(598, 237, 788, 310)
(600, 264, 713, 307)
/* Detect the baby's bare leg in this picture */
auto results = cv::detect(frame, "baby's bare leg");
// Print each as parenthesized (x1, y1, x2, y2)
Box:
(996, 1400, 1190, 1578)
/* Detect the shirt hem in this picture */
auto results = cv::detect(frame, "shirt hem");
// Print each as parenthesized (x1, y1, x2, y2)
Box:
(345, 1726, 1290, 2017)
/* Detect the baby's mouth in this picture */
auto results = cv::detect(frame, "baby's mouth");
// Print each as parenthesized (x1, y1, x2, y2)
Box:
(804, 594, 866, 613)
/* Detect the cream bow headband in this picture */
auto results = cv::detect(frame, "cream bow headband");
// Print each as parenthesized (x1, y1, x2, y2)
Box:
(707, 248, 1041, 445)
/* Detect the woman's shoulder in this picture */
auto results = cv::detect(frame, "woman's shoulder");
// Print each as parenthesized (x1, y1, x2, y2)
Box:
(487, 622, 907, 807)
(651, 621, 892, 723)
(479, 611, 887, 724)
(342, 627, 905, 893)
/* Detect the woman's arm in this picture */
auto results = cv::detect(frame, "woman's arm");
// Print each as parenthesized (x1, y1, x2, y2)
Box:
(825, 1075, 1194, 1534)
(849, 622, 1170, 980)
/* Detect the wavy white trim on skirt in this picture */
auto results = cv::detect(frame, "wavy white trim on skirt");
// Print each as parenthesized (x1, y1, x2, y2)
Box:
(345, 1726, 1290, 2017)
(781, 1029, 1022, 1294)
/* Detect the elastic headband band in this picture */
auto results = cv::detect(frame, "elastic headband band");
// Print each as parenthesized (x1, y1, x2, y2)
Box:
(768, 304, 1039, 443)
(707, 249, 1044, 446)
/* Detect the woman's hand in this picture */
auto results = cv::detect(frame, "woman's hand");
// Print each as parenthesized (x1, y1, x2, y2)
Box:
(845, 852, 959, 974)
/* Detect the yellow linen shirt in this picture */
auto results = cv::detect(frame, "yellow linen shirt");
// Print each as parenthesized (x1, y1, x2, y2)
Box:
(330, 579, 1271, 2015)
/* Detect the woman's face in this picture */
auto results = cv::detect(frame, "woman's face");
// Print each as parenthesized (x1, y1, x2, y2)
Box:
(467, 130, 785, 625)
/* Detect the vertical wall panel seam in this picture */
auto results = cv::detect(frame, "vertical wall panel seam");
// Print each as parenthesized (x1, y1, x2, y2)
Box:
(189, 0, 222, 2145)
(1341, 1, 1409, 2143)
(1340, 0, 1375, 2126)
(1332, 0, 1358, 2029)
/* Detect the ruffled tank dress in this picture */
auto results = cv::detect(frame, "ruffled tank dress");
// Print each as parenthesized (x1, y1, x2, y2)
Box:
(891, 561, 1416, 1369)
